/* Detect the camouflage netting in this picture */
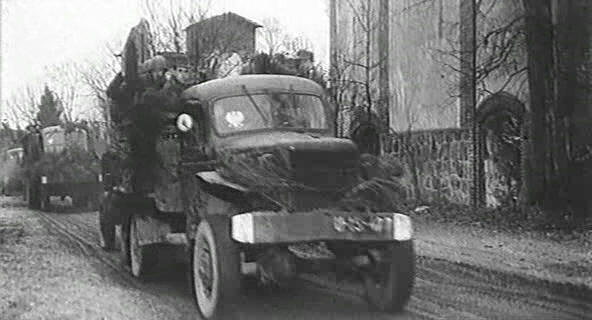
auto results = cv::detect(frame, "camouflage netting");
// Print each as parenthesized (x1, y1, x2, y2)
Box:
(339, 154, 408, 212)
(28, 146, 100, 183)
(217, 148, 311, 191)
(217, 149, 408, 212)
(107, 62, 195, 193)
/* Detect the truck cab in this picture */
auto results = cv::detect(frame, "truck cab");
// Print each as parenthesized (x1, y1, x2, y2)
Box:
(175, 75, 360, 212)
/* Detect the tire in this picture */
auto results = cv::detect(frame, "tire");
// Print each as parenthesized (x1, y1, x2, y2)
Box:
(73, 195, 86, 208)
(28, 182, 40, 210)
(192, 216, 242, 320)
(88, 196, 100, 211)
(364, 241, 415, 313)
(99, 201, 116, 251)
(40, 194, 50, 212)
(129, 215, 158, 278)
(120, 218, 131, 268)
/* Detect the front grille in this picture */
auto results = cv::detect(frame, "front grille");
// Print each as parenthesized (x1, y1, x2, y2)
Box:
(290, 150, 359, 191)
(293, 166, 358, 191)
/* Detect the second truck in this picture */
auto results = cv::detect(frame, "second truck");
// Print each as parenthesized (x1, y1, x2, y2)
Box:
(22, 124, 101, 211)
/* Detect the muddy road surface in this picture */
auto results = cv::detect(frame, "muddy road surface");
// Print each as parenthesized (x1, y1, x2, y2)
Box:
(8, 201, 592, 320)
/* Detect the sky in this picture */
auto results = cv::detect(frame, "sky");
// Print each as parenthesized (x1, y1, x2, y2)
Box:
(0, 0, 330, 121)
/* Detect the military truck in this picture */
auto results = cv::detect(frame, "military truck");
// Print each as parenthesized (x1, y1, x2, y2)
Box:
(99, 17, 414, 320)
(22, 125, 101, 211)
(0, 147, 24, 196)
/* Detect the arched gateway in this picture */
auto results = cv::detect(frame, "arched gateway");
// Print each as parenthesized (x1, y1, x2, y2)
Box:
(476, 92, 525, 207)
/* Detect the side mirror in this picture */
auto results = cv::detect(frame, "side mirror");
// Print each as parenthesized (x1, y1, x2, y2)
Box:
(176, 113, 194, 133)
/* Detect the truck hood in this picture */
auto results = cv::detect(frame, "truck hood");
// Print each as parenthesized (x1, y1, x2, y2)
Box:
(215, 131, 360, 195)
(217, 131, 358, 155)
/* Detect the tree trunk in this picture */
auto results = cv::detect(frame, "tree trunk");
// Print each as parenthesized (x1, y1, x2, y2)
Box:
(523, 0, 554, 209)
(522, 0, 590, 222)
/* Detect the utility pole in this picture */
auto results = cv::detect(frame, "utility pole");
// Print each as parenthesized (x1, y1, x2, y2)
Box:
(470, 0, 480, 209)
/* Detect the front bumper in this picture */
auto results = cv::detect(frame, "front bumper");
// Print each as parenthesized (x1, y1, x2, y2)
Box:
(231, 210, 412, 244)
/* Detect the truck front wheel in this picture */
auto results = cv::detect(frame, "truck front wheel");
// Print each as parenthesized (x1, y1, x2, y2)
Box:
(364, 241, 415, 313)
(192, 216, 241, 320)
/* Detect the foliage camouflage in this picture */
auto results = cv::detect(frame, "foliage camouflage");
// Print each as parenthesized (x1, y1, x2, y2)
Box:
(217, 150, 407, 212)
(26, 146, 100, 183)
(107, 46, 410, 213)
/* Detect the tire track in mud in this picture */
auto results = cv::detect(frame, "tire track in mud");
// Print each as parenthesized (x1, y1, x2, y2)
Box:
(35, 210, 198, 319)
(36, 211, 139, 288)
(421, 258, 589, 319)
(36, 210, 592, 320)
(414, 257, 591, 320)
(417, 257, 591, 317)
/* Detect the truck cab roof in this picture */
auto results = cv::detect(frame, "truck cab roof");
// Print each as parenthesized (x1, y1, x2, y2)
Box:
(181, 74, 326, 102)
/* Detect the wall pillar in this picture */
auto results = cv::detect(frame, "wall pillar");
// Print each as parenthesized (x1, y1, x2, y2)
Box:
(459, 0, 483, 207)
(459, 0, 475, 128)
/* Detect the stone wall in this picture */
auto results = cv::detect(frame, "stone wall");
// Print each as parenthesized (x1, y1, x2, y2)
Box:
(330, 0, 535, 207)
(382, 128, 473, 204)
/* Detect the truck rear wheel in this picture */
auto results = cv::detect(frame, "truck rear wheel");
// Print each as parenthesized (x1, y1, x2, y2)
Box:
(192, 216, 241, 320)
(120, 218, 131, 267)
(40, 195, 50, 212)
(73, 195, 86, 208)
(129, 215, 158, 278)
(364, 241, 415, 313)
(99, 201, 116, 251)
(27, 182, 40, 209)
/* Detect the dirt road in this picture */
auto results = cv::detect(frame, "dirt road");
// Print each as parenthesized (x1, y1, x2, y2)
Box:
(2, 198, 591, 319)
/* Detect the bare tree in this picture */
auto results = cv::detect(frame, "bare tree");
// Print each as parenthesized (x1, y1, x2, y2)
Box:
(76, 41, 122, 125)
(330, 0, 387, 145)
(328, 51, 354, 136)
(343, 0, 383, 121)
(142, 0, 210, 54)
(2, 85, 42, 128)
(257, 17, 313, 56)
(43, 63, 82, 123)
(258, 17, 286, 56)
(284, 36, 313, 54)
(433, 0, 527, 99)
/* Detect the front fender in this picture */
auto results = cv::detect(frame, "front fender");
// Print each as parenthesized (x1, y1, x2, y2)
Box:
(195, 171, 249, 192)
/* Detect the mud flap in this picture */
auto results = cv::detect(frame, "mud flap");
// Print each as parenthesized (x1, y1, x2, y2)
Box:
(134, 215, 173, 246)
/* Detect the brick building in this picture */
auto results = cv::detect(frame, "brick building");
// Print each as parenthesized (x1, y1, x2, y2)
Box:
(185, 12, 262, 64)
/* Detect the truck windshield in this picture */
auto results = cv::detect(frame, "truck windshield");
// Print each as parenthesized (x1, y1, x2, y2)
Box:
(41, 127, 88, 153)
(212, 92, 327, 135)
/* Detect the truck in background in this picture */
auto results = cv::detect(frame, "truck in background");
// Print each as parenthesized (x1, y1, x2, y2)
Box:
(22, 125, 102, 211)
(0, 147, 24, 196)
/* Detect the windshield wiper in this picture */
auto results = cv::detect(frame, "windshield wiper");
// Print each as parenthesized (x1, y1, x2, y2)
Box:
(241, 85, 269, 125)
